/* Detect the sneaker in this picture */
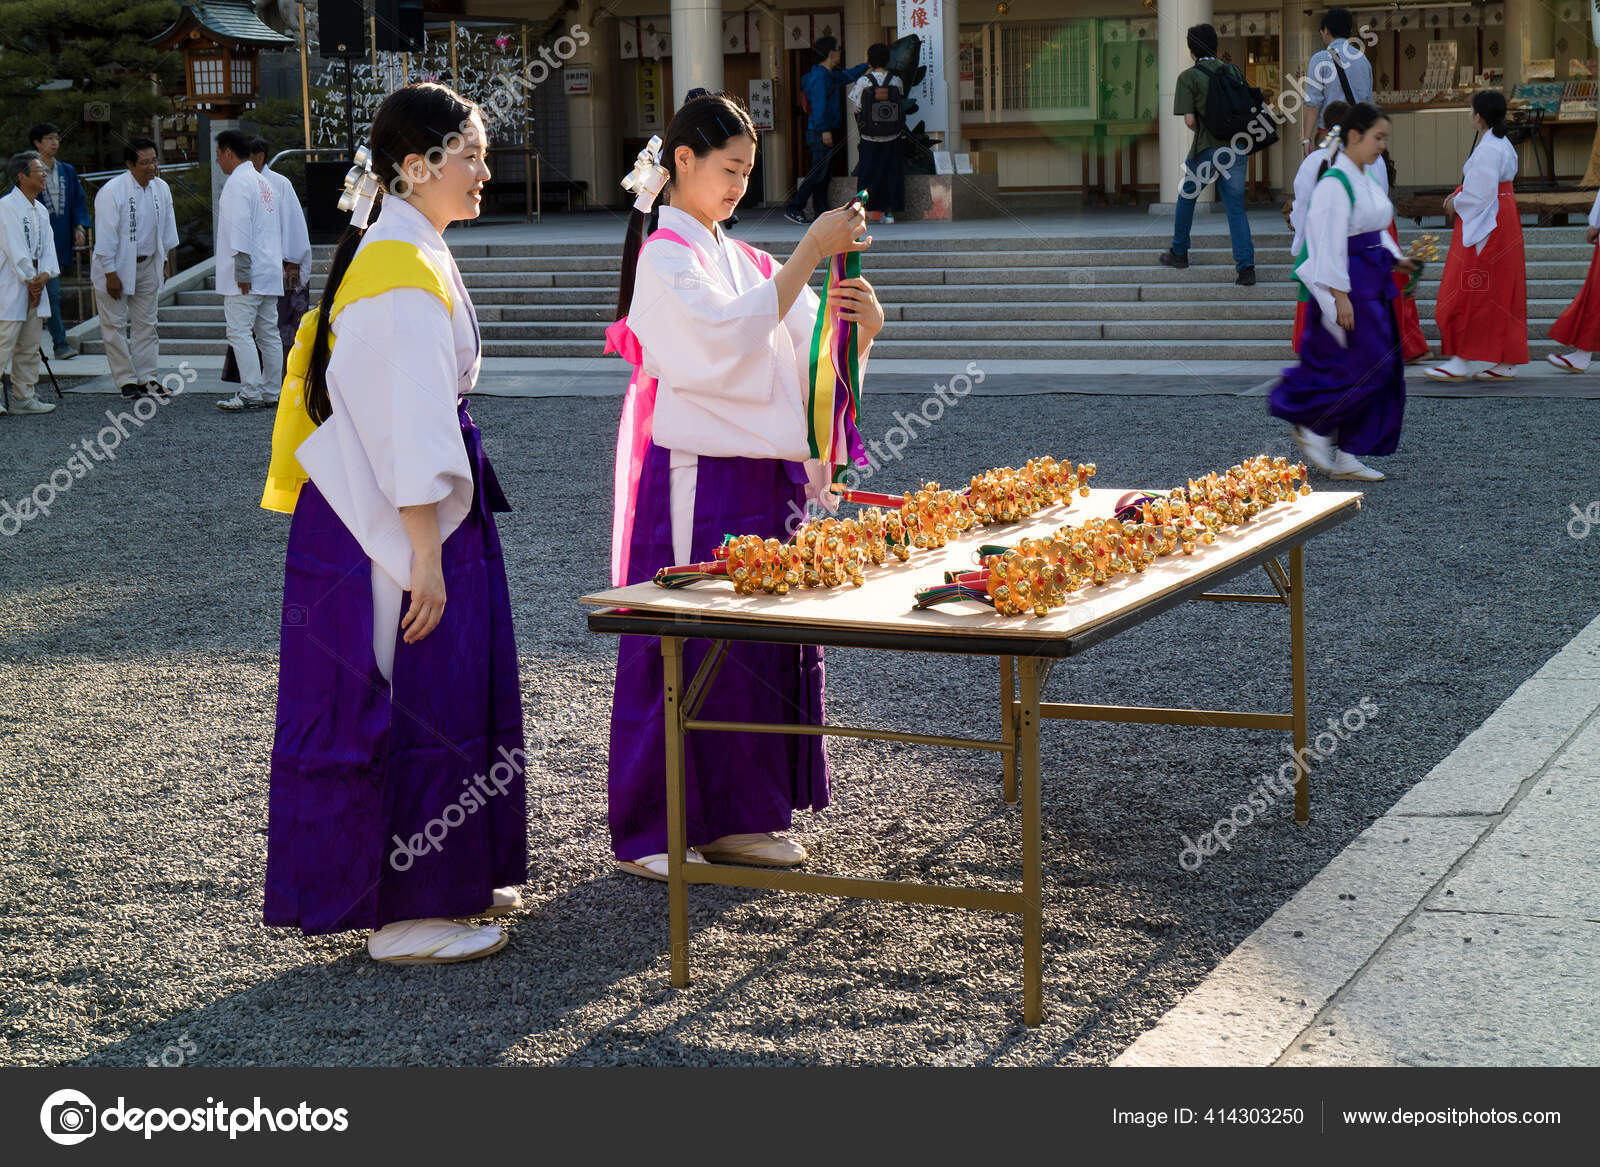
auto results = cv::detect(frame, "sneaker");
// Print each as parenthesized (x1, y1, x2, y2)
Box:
(881, 212, 895, 224)
(783, 209, 810, 226)
(9, 395, 56, 415)
(120, 383, 144, 400)
(1292, 424, 1337, 474)
(144, 380, 172, 401)
(54, 345, 79, 360)
(1329, 450, 1385, 481)
(216, 392, 267, 411)
(1157, 250, 1188, 269)
(1235, 266, 1257, 286)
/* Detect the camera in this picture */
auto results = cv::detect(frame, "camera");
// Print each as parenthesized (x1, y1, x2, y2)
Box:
(51, 1100, 96, 1137)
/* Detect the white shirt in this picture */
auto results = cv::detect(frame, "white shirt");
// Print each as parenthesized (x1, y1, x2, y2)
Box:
(1452, 132, 1518, 250)
(0, 187, 59, 321)
(91, 171, 179, 295)
(1294, 152, 1403, 346)
(632, 205, 830, 464)
(41, 160, 63, 221)
(215, 163, 283, 297)
(263, 165, 312, 287)
(1290, 148, 1387, 257)
(293, 195, 480, 675)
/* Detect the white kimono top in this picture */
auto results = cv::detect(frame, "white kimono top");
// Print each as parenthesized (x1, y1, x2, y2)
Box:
(631, 205, 870, 560)
(90, 170, 178, 294)
(293, 195, 481, 679)
(215, 163, 283, 297)
(1451, 132, 1518, 251)
(1296, 152, 1403, 346)
(263, 165, 312, 288)
(1290, 149, 1386, 257)
(1589, 189, 1600, 229)
(0, 188, 58, 321)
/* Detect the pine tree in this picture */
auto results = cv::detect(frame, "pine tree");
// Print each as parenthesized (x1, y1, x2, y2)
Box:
(0, 0, 183, 171)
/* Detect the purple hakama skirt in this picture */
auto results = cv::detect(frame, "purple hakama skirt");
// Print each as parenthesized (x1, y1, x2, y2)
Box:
(607, 443, 830, 861)
(1270, 230, 1406, 457)
(264, 399, 527, 935)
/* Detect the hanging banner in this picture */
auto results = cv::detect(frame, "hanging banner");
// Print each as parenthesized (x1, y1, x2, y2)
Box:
(897, 0, 947, 135)
(638, 60, 663, 131)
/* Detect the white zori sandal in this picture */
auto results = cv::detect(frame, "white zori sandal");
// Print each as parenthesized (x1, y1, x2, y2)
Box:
(1546, 353, 1589, 373)
(368, 919, 508, 964)
(696, 832, 808, 867)
(618, 850, 709, 882)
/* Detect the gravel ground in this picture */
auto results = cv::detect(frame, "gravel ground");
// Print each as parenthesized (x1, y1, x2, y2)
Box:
(1, 386, 1596, 1068)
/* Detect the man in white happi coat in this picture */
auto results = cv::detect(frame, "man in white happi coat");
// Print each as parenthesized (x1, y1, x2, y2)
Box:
(0, 152, 60, 416)
(214, 129, 283, 411)
(249, 137, 312, 353)
(91, 138, 179, 401)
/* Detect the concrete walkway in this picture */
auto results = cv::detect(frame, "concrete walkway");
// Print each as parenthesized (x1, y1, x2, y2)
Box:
(1116, 614, 1600, 1067)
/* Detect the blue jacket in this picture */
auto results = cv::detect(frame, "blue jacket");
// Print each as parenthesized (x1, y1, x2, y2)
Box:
(802, 62, 870, 135)
(39, 159, 92, 271)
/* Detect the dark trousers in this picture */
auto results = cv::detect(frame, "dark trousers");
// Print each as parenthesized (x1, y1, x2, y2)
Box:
(788, 131, 835, 219)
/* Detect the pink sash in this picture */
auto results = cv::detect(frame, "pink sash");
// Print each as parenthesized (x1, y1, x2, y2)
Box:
(607, 229, 774, 586)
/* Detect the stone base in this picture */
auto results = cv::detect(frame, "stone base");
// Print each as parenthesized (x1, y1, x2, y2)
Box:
(828, 172, 1001, 221)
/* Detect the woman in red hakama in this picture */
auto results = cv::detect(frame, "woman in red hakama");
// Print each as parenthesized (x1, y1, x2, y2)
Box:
(1545, 192, 1600, 373)
(1426, 91, 1527, 381)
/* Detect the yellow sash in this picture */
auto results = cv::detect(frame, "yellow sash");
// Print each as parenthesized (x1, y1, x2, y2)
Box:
(260, 239, 454, 513)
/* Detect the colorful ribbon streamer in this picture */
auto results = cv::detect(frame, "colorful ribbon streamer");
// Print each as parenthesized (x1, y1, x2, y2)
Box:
(806, 194, 868, 484)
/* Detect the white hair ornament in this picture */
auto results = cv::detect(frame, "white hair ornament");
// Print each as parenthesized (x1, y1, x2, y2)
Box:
(337, 145, 382, 229)
(621, 135, 669, 213)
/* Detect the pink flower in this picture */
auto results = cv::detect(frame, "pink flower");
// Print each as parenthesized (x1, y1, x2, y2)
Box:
(495, 34, 510, 50)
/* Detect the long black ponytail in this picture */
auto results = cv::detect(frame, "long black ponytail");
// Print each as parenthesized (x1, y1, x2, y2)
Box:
(304, 82, 482, 425)
(615, 92, 757, 321)
(1473, 89, 1508, 138)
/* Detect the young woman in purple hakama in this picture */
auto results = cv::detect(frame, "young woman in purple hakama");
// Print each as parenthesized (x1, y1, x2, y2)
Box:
(261, 85, 527, 964)
(1271, 103, 1417, 483)
(605, 94, 885, 880)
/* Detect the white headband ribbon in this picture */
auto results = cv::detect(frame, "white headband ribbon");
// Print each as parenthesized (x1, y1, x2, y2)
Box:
(621, 135, 669, 214)
(337, 145, 382, 230)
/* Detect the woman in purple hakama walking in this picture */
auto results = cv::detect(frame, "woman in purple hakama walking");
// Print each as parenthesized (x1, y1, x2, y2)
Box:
(260, 85, 527, 964)
(1271, 103, 1416, 483)
(605, 94, 884, 880)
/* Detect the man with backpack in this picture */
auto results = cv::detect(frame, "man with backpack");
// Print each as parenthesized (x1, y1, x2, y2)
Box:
(1157, 23, 1258, 286)
(785, 37, 869, 225)
(848, 43, 905, 224)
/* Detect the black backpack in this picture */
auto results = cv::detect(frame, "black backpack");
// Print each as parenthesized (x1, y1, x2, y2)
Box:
(857, 72, 904, 138)
(1200, 61, 1277, 152)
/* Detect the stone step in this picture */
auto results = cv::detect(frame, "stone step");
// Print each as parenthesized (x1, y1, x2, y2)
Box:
(154, 293, 1583, 331)
(121, 335, 1576, 360)
(294, 241, 1590, 277)
(307, 225, 1597, 259)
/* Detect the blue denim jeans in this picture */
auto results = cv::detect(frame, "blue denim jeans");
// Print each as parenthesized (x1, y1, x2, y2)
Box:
(788, 131, 834, 220)
(44, 275, 69, 350)
(1171, 145, 1255, 271)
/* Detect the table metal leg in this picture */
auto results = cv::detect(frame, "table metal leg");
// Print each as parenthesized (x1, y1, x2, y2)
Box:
(1018, 654, 1043, 1026)
(1000, 655, 1018, 805)
(1289, 545, 1310, 825)
(662, 636, 690, 986)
